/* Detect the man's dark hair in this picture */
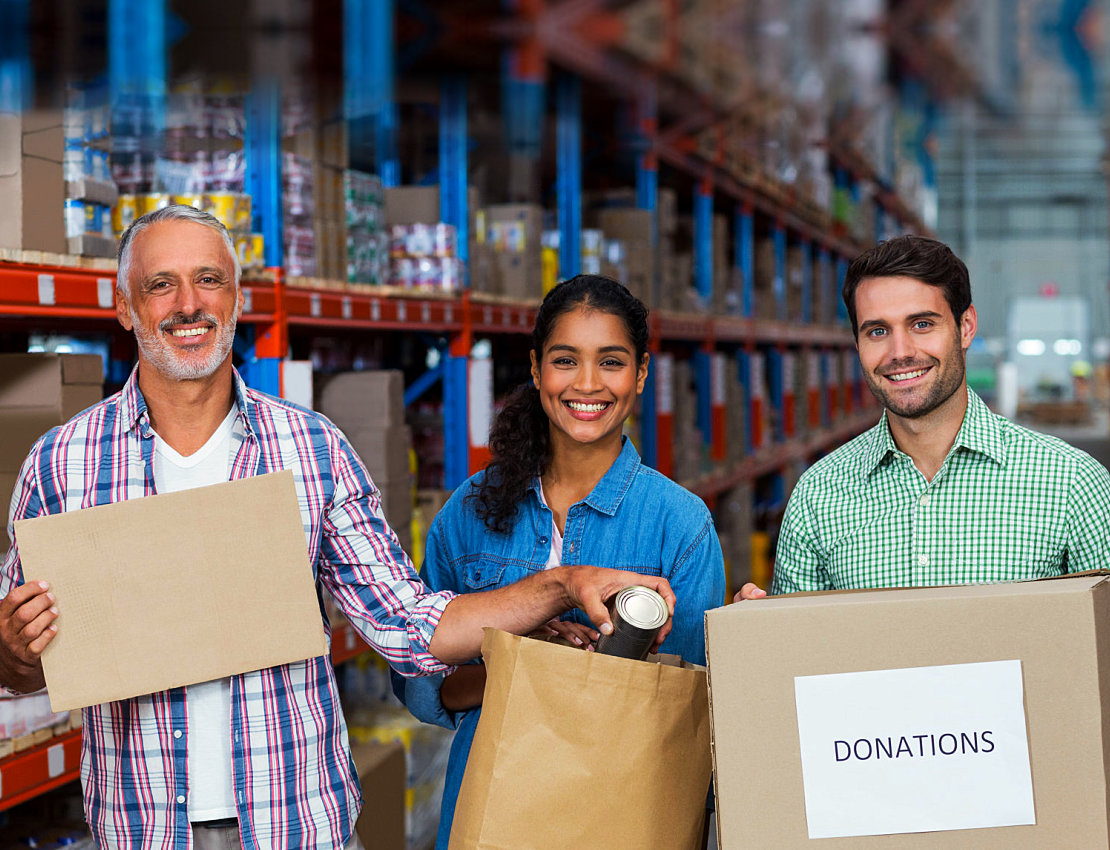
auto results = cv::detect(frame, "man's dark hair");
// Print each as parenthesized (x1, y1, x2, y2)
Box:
(842, 235, 972, 335)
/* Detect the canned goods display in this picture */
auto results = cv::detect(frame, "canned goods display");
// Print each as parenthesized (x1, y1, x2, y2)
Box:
(112, 195, 138, 235)
(170, 193, 204, 210)
(594, 586, 669, 660)
(139, 193, 170, 216)
(433, 223, 458, 258)
(205, 192, 237, 228)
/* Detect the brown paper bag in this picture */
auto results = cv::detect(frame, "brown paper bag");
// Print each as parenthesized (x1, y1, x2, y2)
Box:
(449, 628, 712, 850)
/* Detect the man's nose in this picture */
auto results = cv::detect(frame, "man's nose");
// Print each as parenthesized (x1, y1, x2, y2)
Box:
(888, 328, 916, 361)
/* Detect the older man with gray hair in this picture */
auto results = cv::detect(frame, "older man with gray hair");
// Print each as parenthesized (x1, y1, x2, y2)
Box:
(0, 205, 676, 849)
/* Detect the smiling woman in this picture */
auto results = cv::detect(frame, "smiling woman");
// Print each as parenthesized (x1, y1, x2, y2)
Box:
(393, 274, 727, 849)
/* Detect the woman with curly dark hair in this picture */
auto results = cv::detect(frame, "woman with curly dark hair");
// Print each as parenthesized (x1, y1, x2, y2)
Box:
(395, 274, 726, 848)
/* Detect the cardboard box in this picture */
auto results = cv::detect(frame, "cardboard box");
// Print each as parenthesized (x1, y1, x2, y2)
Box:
(486, 203, 543, 300)
(706, 575, 1110, 848)
(597, 207, 654, 305)
(0, 111, 66, 254)
(0, 354, 104, 471)
(15, 470, 328, 711)
(352, 740, 407, 850)
(346, 425, 412, 487)
(316, 370, 405, 432)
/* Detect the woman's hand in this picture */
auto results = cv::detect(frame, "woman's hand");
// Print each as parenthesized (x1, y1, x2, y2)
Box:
(531, 618, 600, 650)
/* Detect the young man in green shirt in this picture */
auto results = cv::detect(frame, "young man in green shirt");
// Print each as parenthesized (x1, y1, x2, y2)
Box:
(738, 234, 1110, 599)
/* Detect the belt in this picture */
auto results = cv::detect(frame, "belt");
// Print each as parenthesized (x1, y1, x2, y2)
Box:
(192, 818, 239, 829)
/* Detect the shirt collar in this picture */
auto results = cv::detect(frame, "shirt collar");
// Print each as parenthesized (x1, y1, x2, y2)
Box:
(529, 436, 642, 518)
(860, 386, 1006, 477)
(120, 364, 255, 438)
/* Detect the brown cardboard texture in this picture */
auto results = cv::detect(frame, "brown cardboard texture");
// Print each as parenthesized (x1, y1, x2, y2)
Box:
(705, 576, 1110, 848)
(352, 740, 407, 850)
(15, 470, 328, 712)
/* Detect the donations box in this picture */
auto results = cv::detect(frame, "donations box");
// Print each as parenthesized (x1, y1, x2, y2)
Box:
(705, 575, 1110, 848)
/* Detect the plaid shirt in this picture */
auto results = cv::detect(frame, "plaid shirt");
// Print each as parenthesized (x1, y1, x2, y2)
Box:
(772, 388, 1110, 594)
(1, 367, 454, 849)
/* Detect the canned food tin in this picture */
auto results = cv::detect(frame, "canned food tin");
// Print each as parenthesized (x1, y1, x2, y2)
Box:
(205, 192, 237, 228)
(170, 193, 204, 210)
(433, 223, 458, 258)
(113, 195, 138, 235)
(139, 193, 170, 215)
(594, 586, 669, 660)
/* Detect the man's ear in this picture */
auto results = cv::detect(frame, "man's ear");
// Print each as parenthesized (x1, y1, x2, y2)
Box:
(960, 304, 978, 352)
(115, 285, 133, 331)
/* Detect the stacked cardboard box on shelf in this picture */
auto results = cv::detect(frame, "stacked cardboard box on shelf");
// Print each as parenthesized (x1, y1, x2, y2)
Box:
(754, 237, 780, 320)
(484, 203, 544, 300)
(0, 354, 104, 546)
(0, 111, 66, 255)
(672, 358, 703, 483)
(316, 370, 414, 555)
(715, 483, 755, 597)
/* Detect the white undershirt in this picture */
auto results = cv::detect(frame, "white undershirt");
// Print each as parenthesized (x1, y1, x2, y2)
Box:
(537, 485, 564, 569)
(152, 407, 238, 822)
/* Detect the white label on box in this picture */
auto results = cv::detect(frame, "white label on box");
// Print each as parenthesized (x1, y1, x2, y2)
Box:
(371, 300, 381, 321)
(397, 301, 407, 322)
(38, 274, 55, 305)
(808, 351, 821, 389)
(794, 660, 1035, 839)
(97, 278, 114, 308)
(468, 357, 493, 448)
(711, 353, 727, 406)
(242, 288, 253, 313)
(47, 742, 66, 778)
(656, 353, 674, 415)
(310, 293, 321, 318)
(502, 308, 510, 326)
(341, 297, 352, 320)
(749, 352, 765, 400)
(421, 302, 431, 323)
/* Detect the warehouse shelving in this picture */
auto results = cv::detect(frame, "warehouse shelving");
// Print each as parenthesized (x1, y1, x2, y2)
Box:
(0, 0, 940, 814)
(0, 727, 81, 813)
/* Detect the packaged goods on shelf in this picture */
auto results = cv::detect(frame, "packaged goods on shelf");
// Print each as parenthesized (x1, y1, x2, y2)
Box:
(716, 483, 755, 596)
(0, 692, 70, 751)
(283, 152, 317, 278)
(388, 223, 462, 292)
(753, 238, 780, 320)
(595, 207, 654, 306)
(725, 355, 748, 467)
(345, 169, 388, 285)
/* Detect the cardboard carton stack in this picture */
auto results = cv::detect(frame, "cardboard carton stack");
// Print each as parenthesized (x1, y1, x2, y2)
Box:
(0, 111, 67, 256)
(672, 358, 702, 483)
(754, 237, 780, 320)
(714, 483, 754, 597)
(725, 353, 748, 467)
(484, 203, 544, 300)
(316, 370, 414, 555)
(0, 693, 77, 760)
(0, 354, 104, 544)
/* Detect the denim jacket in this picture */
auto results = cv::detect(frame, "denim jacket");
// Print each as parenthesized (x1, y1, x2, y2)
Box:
(393, 437, 726, 848)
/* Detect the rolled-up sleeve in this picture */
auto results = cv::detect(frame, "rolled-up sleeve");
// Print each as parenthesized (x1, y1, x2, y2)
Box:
(316, 435, 456, 677)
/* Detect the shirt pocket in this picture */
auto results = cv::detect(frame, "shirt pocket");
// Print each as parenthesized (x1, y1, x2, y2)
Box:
(462, 558, 508, 590)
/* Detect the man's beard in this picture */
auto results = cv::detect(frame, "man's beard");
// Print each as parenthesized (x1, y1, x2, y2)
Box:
(863, 344, 966, 419)
(132, 308, 237, 381)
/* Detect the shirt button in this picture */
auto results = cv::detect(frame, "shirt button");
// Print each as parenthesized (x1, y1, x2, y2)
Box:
(176, 795, 186, 805)
(918, 554, 929, 567)
(919, 494, 931, 507)
(173, 729, 182, 739)
(568, 542, 575, 553)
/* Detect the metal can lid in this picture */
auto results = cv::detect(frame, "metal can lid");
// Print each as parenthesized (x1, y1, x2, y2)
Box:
(614, 586, 668, 630)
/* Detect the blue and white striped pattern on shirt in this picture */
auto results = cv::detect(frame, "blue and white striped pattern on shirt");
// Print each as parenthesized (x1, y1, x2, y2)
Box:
(1, 367, 454, 849)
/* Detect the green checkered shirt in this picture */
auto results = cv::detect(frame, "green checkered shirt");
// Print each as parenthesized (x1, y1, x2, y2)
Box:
(771, 388, 1110, 594)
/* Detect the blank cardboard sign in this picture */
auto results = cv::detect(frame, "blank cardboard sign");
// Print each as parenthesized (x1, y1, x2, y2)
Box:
(15, 470, 328, 711)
